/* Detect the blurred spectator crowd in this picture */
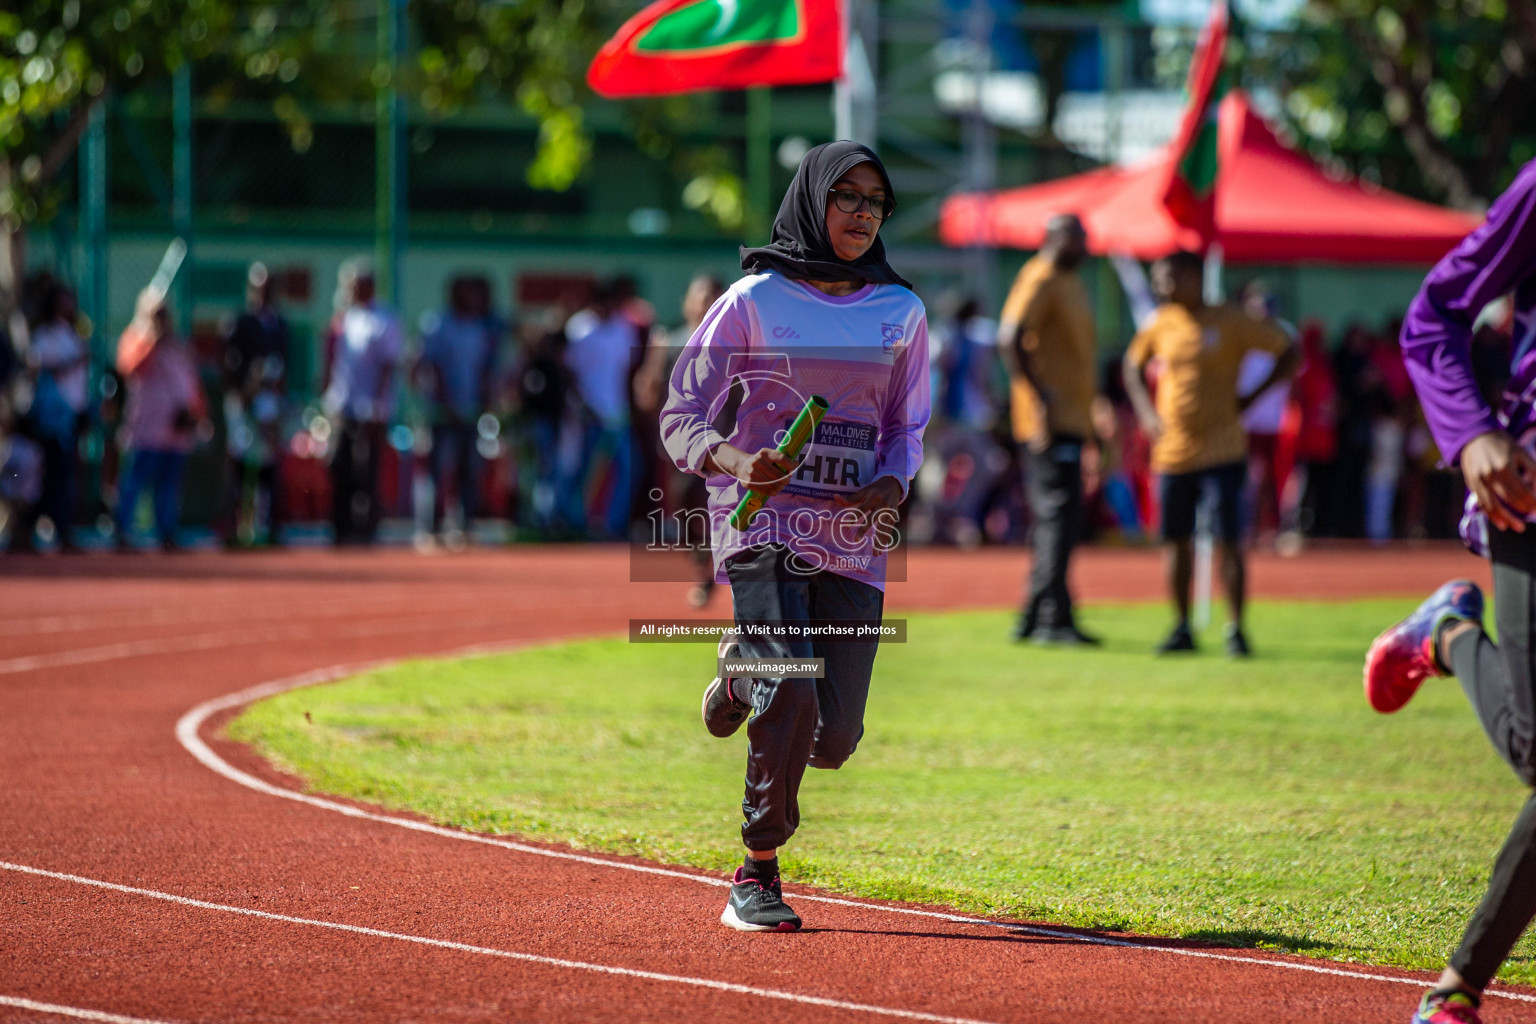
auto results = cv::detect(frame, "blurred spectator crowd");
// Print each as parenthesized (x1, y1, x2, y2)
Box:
(0, 260, 723, 554)
(915, 280, 1515, 553)
(0, 260, 1513, 555)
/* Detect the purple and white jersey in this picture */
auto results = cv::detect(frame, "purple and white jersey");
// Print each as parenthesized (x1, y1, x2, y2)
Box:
(660, 271, 931, 590)
(1401, 159, 1536, 556)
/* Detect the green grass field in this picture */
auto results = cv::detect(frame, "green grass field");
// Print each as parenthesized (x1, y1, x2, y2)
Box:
(229, 600, 1536, 983)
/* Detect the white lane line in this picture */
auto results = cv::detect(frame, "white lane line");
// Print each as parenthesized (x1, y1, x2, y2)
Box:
(0, 608, 211, 638)
(176, 662, 1536, 1006)
(0, 598, 498, 639)
(0, 860, 996, 1024)
(0, 615, 543, 676)
(2, 628, 313, 675)
(0, 994, 180, 1024)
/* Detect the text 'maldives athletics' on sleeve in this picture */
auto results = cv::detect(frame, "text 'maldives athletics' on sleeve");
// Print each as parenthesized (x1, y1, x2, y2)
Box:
(1402, 160, 1536, 464)
(872, 313, 933, 499)
(660, 288, 753, 476)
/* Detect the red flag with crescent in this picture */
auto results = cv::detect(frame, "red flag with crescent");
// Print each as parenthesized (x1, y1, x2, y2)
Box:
(588, 0, 843, 98)
(1161, 0, 1228, 247)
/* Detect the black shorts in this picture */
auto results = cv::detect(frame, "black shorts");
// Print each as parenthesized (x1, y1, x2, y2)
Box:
(1159, 461, 1246, 543)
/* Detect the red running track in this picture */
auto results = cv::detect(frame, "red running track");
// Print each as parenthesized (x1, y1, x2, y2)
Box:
(0, 544, 1528, 1024)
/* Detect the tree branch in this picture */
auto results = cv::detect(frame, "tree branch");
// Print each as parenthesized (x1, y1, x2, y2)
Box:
(1480, 40, 1536, 198)
(1345, 16, 1478, 209)
(37, 92, 107, 186)
(0, 156, 24, 321)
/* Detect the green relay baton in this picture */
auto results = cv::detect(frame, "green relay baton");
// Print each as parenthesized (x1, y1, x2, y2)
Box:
(729, 394, 829, 530)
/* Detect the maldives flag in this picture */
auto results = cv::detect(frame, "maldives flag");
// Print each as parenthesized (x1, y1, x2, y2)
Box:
(1161, 0, 1228, 246)
(587, 0, 843, 98)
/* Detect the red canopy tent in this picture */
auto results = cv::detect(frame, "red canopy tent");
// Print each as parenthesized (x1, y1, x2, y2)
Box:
(938, 91, 1481, 264)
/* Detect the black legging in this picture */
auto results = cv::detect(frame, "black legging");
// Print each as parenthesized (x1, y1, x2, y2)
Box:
(1021, 436, 1085, 633)
(331, 418, 384, 544)
(726, 544, 884, 851)
(1445, 526, 1536, 989)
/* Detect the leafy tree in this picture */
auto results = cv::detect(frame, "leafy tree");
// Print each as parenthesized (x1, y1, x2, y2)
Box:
(1274, 0, 1536, 209)
(0, 0, 212, 313)
(0, 0, 611, 318)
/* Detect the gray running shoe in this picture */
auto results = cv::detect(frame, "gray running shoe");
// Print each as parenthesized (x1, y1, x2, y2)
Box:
(720, 869, 802, 932)
(701, 633, 752, 738)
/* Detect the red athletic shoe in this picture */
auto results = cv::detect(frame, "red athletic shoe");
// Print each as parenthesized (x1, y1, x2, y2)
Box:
(1412, 991, 1481, 1024)
(1364, 580, 1483, 713)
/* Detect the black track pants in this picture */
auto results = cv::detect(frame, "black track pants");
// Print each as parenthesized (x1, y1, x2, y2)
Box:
(1446, 526, 1536, 990)
(725, 544, 884, 851)
(1020, 437, 1085, 633)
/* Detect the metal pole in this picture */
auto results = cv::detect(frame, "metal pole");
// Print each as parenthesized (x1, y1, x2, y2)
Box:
(80, 101, 108, 362)
(375, 0, 388, 299)
(1193, 529, 1214, 630)
(51, 110, 73, 286)
(1203, 241, 1225, 303)
(963, 0, 997, 305)
(833, 0, 851, 141)
(1101, 18, 1128, 346)
(376, 0, 407, 306)
(747, 87, 773, 236)
(834, 0, 877, 144)
(79, 98, 109, 523)
(172, 62, 194, 327)
(1103, 20, 1125, 165)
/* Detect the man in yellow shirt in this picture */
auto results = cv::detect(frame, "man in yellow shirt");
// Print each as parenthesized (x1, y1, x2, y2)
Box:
(1122, 251, 1298, 656)
(999, 214, 1100, 645)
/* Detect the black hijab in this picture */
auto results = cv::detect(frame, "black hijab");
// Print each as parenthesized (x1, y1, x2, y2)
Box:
(739, 140, 913, 290)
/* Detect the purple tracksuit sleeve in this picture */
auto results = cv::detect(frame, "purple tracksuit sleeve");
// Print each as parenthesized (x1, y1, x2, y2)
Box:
(660, 289, 752, 475)
(872, 314, 932, 499)
(1401, 161, 1536, 463)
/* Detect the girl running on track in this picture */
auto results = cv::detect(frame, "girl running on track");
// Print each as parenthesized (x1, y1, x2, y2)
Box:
(1365, 157, 1536, 1024)
(660, 141, 930, 932)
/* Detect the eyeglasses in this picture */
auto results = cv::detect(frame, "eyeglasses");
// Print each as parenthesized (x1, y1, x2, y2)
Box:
(828, 188, 895, 221)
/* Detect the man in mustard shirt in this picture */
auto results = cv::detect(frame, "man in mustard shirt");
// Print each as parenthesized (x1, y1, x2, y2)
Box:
(1122, 251, 1298, 656)
(999, 214, 1100, 645)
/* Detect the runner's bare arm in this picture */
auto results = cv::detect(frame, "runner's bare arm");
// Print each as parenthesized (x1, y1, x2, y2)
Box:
(1121, 350, 1161, 440)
